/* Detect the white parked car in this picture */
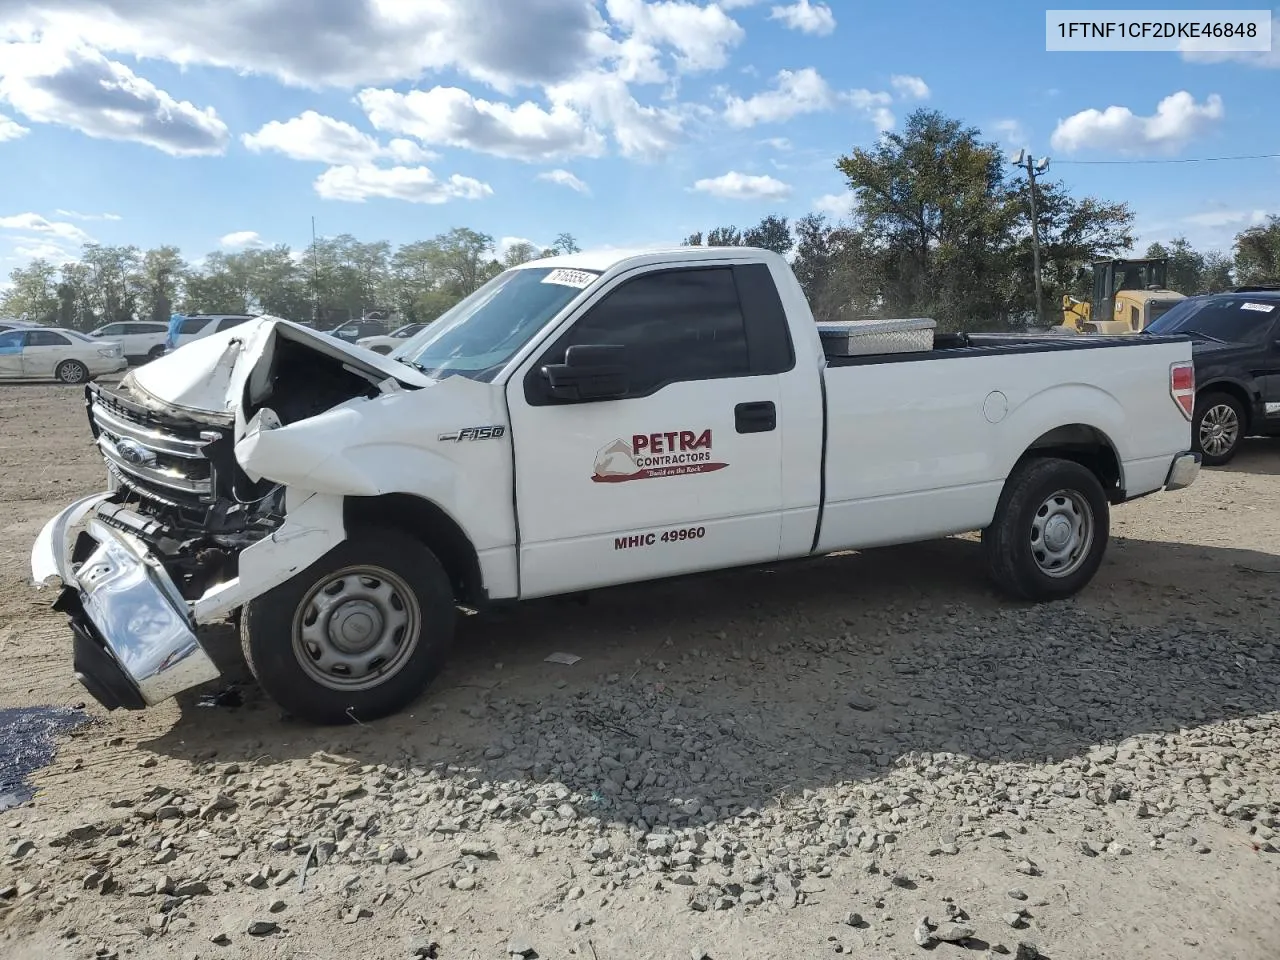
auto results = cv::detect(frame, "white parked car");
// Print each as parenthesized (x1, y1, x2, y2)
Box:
(0, 318, 41, 334)
(356, 322, 426, 354)
(89, 321, 169, 363)
(0, 326, 126, 382)
(34, 247, 1199, 723)
(167, 314, 256, 351)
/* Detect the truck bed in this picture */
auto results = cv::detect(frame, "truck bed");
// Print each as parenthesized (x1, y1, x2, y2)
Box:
(824, 331, 1187, 366)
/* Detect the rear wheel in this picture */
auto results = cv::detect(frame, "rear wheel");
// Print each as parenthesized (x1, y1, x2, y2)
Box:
(147, 345, 166, 361)
(982, 457, 1110, 602)
(240, 529, 456, 724)
(1192, 391, 1245, 466)
(55, 360, 88, 384)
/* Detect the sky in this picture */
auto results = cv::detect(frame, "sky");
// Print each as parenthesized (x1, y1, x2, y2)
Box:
(0, 0, 1277, 279)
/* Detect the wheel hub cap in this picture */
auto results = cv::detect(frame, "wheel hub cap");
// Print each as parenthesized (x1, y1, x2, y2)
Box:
(1030, 489, 1095, 579)
(328, 600, 384, 653)
(1042, 514, 1073, 552)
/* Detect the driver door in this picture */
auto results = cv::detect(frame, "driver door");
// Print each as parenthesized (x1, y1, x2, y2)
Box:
(505, 264, 788, 599)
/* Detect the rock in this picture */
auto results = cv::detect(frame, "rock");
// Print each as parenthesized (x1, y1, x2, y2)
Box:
(846, 692, 877, 711)
(507, 937, 536, 957)
(412, 943, 440, 959)
(913, 917, 934, 947)
(174, 880, 210, 897)
(690, 950, 713, 960)
(844, 911, 863, 927)
(10, 839, 35, 857)
(939, 841, 960, 856)
(1015, 860, 1040, 876)
(455, 876, 477, 891)
(890, 872, 914, 888)
(268, 899, 286, 913)
(0, 885, 15, 900)
(342, 906, 372, 924)
(1077, 840, 1098, 857)
(1004, 912, 1026, 928)
(1007, 888, 1028, 901)
(15, 880, 36, 897)
(1014, 943, 1041, 960)
(246, 920, 278, 936)
(935, 924, 975, 943)
(245, 870, 268, 889)
(459, 841, 495, 859)
(209, 932, 231, 945)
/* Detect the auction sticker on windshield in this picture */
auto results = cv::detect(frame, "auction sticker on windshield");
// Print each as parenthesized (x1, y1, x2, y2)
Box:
(1241, 302, 1277, 313)
(542, 268, 597, 289)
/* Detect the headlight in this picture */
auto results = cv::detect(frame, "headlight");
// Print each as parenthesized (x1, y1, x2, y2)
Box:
(97, 348, 117, 358)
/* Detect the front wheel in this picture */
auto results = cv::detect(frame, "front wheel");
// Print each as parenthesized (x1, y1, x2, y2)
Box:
(1192, 391, 1245, 467)
(982, 457, 1110, 602)
(56, 359, 88, 383)
(240, 529, 456, 724)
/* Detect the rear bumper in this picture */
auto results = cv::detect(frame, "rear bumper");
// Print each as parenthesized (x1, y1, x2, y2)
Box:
(1164, 451, 1200, 491)
(31, 496, 219, 710)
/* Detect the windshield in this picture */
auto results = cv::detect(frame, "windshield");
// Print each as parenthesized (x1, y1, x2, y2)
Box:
(396, 266, 600, 381)
(1146, 296, 1279, 343)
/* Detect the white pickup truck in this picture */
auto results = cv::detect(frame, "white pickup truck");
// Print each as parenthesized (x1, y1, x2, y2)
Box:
(32, 247, 1201, 724)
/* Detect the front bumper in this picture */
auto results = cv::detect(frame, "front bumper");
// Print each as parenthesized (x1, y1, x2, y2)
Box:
(1164, 451, 1201, 492)
(31, 495, 219, 710)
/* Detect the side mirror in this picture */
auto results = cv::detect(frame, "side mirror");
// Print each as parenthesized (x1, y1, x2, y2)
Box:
(542, 343, 628, 402)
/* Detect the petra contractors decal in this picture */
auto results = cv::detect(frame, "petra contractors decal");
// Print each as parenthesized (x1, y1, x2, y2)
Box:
(592, 429, 727, 483)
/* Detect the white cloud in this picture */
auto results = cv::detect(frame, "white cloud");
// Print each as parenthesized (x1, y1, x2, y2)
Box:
(54, 209, 121, 221)
(313, 165, 493, 205)
(0, 112, 28, 141)
(0, 38, 230, 156)
(547, 71, 685, 159)
(0, 212, 91, 243)
(1182, 208, 1270, 229)
(692, 171, 792, 201)
(219, 230, 264, 249)
(9, 240, 78, 264)
(604, 0, 746, 73)
(358, 86, 605, 162)
(1050, 91, 1224, 155)
(1181, 15, 1280, 68)
(991, 119, 1027, 148)
(890, 74, 929, 100)
(768, 0, 836, 36)
(813, 190, 854, 218)
(242, 110, 433, 166)
(0, 0, 609, 93)
(761, 137, 791, 150)
(537, 169, 591, 194)
(724, 68, 893, 129)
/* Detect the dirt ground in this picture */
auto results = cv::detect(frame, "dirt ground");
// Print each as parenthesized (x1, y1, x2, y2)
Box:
(1, 379, 1278, 960)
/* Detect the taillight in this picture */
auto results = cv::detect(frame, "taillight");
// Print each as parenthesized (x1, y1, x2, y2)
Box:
(1170, 361, 1194, 421)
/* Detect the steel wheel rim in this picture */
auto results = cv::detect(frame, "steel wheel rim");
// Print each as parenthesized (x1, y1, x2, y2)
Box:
(291, 564, 422, 691)
(1030, 488, 1094, 579)
(1199, 404, 1239, 457)
(59, 361, 85, 383)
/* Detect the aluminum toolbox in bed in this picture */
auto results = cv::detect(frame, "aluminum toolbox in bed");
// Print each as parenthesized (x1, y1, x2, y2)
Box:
(817, 317, 936, 357)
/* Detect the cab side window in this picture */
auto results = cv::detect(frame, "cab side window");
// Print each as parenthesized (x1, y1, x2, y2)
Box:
(537, 268, 750, 400)
(27, 330, 70, 346)
(217, 316, 250, 332)
(181, 318, 211, 335)
(0, 331, 25, 352)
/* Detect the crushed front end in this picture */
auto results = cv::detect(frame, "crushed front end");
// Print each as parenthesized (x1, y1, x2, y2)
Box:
(31, 381, 288, 708)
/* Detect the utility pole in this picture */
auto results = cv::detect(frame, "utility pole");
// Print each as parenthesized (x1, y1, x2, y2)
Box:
(1011, 150, 1050, 326)
(310, 216, 320, 328)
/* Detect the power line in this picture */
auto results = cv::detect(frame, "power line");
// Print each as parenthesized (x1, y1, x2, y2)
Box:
(1055, 152, 1280, 165)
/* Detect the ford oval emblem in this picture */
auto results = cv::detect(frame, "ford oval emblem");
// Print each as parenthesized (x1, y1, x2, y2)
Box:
(116, 438, 157, 467)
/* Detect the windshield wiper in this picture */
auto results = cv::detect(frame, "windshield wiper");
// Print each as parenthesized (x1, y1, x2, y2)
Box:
(1178, 329, 1224, 343)
(394, 356, 434, 375)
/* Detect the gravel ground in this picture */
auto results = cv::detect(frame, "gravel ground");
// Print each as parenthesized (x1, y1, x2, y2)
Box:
(1, 380, 1279, 960)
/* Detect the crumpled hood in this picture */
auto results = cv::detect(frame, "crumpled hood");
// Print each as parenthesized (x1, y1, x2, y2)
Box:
(122, 317, 431, 425)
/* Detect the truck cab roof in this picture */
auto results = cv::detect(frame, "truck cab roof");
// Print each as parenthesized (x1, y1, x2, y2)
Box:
(512, 246, 776, 275)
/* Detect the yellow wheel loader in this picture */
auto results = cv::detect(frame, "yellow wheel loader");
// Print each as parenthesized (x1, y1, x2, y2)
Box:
(1060, 258, 1186, 335)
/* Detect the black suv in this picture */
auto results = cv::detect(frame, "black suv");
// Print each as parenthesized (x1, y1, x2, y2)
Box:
(1145, 287, 1280, 466)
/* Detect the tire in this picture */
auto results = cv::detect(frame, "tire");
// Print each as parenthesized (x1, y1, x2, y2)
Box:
(982, 457, 1110, 602)
(147, 345, 166, 361)
(1192, 391, 1245, 467)
(240, 528, 456, 724)
(55, 359, 88, 384)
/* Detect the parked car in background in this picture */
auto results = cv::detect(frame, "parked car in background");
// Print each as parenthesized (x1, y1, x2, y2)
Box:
(0, 319, 41, 334)
(89, 321, 169, 363)
(1145, 286, 1280, 466)
(166, 314, 256, 352)
(326, 317, 390, 343)
(356, 322, 426, 354)
(0, 326, 125, 382)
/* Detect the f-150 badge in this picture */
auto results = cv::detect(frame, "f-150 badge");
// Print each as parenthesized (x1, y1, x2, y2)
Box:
(592, 429, 727, 483)
(439, 426, 506, 442)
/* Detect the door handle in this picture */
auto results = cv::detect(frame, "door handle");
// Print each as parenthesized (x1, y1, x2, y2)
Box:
(735, 400, 776, 434)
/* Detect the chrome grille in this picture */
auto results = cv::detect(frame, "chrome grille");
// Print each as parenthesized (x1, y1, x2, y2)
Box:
(89, 394, 216, 503)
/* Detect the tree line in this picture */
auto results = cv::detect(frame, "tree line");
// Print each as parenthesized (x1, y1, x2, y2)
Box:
(4, 109, 1278, 333)
(0, 229, 582, 331)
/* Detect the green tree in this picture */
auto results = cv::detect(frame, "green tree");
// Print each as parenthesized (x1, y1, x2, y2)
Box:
(0, 258, 60, 324)
(503, 241, 542, 267)
(742, 214, 794, 256)
(139, 246, 187, 322)
(1235, 216, 1280, 286)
